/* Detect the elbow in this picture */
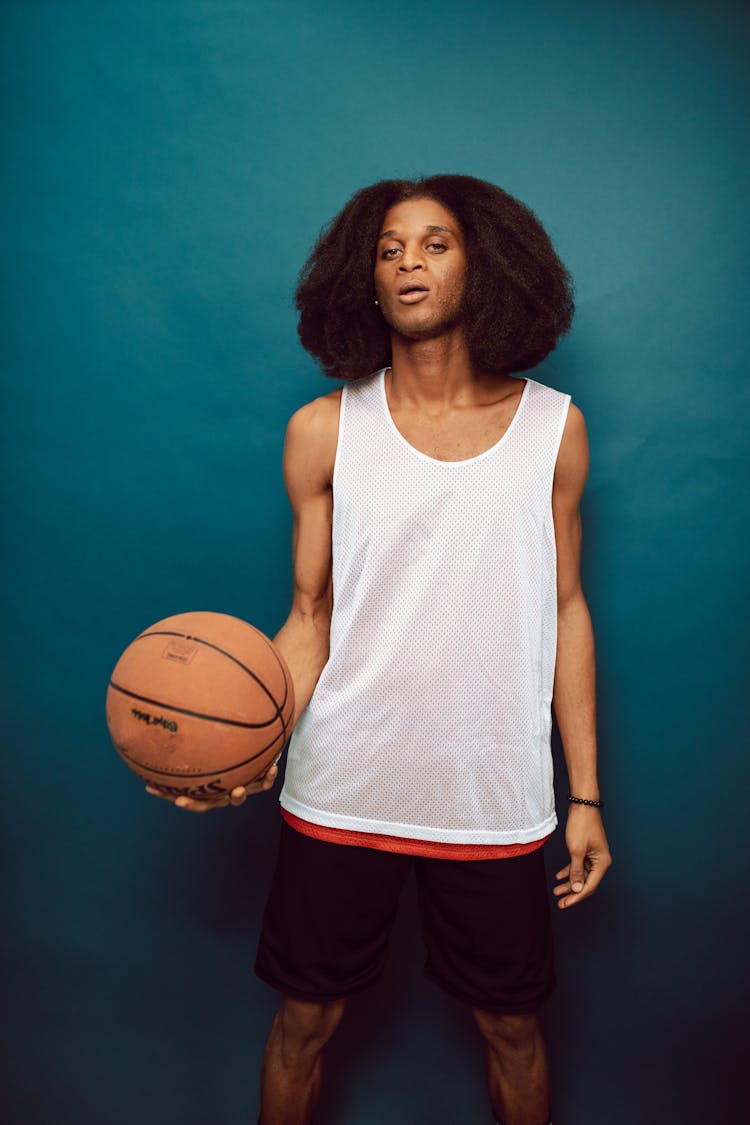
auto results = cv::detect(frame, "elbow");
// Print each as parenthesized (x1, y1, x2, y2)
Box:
(292, 591, 333, 640)
(557, 586, 588, 620)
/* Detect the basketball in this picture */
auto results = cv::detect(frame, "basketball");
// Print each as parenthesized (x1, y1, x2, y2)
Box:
(106, 611, 295, 802)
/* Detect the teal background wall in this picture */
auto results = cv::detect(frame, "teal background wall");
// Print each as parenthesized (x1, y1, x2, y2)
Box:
(3, 1, 748, 1122)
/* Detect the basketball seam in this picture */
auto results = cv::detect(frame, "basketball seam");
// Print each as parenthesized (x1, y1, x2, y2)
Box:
(115, 727, 287, 778)
(108, 680, 279, 729)
(253, 629, 291, 707)
(132, 627, 292, 741)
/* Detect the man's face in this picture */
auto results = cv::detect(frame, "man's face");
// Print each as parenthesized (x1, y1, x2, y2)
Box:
(373, 197, 467, 340)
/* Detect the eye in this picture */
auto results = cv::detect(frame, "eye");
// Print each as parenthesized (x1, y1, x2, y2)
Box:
(427, 241, 447, 252)
(381, 247, 401, 259)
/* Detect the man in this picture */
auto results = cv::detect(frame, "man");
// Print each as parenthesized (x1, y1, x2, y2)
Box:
(149, 174, 612, 1125)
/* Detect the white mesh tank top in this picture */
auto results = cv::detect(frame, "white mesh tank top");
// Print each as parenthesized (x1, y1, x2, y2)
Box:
(279, 367, 572, 845)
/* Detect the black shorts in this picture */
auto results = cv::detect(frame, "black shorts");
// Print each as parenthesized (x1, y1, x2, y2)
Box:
(254, 821, 556, 1014)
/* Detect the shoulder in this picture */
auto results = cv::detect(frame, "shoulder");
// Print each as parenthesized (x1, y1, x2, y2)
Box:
(287, 386, 342, 434)
(284, 387, 343, 488)
(553, 400, 589, 501)
(559, 399, 587, 450)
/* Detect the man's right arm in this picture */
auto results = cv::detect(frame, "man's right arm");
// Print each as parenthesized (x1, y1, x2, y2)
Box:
(272, 393, 338, 728)
(146, 392, 339, 812)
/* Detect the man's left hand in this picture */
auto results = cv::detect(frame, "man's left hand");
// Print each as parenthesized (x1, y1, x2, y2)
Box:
(553, 805, 612, 909)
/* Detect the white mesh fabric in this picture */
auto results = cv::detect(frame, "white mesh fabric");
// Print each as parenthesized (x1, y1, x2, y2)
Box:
(280, 368, 572, 845)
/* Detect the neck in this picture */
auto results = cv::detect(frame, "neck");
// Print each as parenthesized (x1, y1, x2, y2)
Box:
(387, 330, 512, 410)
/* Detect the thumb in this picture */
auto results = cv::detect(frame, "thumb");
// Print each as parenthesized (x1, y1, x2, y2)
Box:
(569, 856, 586, 893)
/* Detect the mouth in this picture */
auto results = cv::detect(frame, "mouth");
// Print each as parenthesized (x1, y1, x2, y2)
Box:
(397, 283, 429, 305)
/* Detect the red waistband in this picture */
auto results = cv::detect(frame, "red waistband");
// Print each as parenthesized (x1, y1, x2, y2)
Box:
(280, 809, 552, 860)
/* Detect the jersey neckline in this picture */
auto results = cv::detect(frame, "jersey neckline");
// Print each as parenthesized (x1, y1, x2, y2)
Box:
(378, 367, 532, 467)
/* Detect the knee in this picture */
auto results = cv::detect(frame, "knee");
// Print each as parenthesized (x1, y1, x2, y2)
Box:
(276, 995, 347, 1058)
(472, 1008, 539, 1055)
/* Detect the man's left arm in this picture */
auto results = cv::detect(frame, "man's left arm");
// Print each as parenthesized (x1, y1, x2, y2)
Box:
(550, 402, 613, 909)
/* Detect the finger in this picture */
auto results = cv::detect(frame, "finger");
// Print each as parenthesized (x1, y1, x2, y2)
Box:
(567, 855, 587, 894)
(572, 861, 607, 897)
(558, 862, 608, 908)
(230, 787, 248, 807)
(558, 884, 594, 908)
(174, 796, 206, 813)
(145, 785, 170, 800)
(174, 795, 229, 813)
(242, 765, 279, 796)
(555, 865, 570, 880)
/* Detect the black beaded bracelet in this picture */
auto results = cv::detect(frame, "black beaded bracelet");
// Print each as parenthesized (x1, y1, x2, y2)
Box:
(567, 794, 605, 808)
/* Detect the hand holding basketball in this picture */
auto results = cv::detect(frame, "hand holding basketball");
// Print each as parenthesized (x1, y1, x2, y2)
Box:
(145, 761, 279, 812)
(106, 611, 295, 806)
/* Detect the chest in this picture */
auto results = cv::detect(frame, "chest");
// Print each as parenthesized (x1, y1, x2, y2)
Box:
(386, 383, 527, 462)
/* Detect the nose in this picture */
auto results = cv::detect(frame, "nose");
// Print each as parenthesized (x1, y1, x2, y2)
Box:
(398, 245, 424, 271)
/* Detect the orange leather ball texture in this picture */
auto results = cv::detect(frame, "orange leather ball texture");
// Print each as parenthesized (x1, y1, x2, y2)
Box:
(106, 611, 295, 801)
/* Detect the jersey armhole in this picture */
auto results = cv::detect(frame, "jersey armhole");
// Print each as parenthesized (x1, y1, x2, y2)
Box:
(546, 392, 572, 514)
(331, 385, 348, 492)
(553, 393, 573, 467)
